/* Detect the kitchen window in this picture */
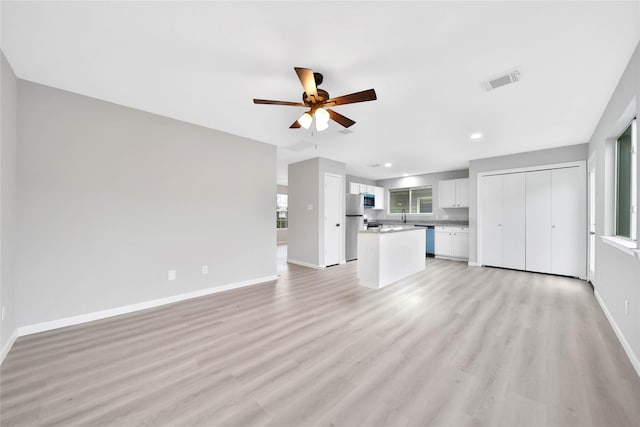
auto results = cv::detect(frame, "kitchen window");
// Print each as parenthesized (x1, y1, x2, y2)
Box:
(276, 193, 288, 229)
(389, 186, 433, 214)
(615, 118, 637, 241)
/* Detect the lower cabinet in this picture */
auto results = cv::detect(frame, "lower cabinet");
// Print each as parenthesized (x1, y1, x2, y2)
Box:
(435, 226, 469, 259)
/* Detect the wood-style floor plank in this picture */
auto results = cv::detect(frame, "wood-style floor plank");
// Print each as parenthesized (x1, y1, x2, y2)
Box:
(2, 250, 640, 426)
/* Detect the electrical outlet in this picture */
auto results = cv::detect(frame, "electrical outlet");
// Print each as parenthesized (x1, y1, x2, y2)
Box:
(168, 270, 176, 281)
(202, 265, 209, 275)
(625, 300, 629, 316)
(1, 306, 5, 321)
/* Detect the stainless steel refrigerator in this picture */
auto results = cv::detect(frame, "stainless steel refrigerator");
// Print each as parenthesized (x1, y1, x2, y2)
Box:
(346, 194, 364, 261)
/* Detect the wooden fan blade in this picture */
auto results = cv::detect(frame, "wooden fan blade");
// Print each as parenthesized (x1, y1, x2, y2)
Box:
(325, 89, 377, 106)
(289, 120, 301, 129)
(294, 67, 318, 98)
(253, 99, 306, 107)
(327, 109, 355, 128)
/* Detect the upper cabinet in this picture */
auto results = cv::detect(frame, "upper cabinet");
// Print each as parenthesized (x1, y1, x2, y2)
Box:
(349, 182, 361, 195)
(349, 181, 385, 210)
(373, 186, 385, 210)
(438, 178, 469, 208)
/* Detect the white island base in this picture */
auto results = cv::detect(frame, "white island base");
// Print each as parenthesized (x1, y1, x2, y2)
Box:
(357, 227, 426, 289)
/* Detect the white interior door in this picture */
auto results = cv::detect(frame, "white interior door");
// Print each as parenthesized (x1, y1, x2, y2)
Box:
(481, 175, 503, 267)
(551, 167, 583, 277)
(588, 156, 596, 282)
(324, 173, 342, 267)
(526, 170, 552, 273)
(501, 173, 526, 270)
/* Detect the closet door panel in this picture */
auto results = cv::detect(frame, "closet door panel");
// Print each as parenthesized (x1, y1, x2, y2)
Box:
(501, 173, 526, 270)
(551, 167, 583, 277)
(525, 170, 552, 273)
(481, 175, 503, 267)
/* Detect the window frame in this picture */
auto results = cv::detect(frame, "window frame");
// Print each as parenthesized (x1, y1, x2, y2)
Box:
(276, 193, 288, 229)
(387, 185, 433, 215)
(614, 118, 637, 242)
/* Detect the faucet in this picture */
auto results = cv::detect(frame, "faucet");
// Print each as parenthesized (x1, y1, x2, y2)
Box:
(401, 209, 406, 223)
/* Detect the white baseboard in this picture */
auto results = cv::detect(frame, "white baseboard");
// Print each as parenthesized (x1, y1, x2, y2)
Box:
(287, 258, 323, 269)
(16, 275, 278, 338)
(595, 290, 640, 378)
(468, 261, 481, 267)
(1, 329, 18, 365)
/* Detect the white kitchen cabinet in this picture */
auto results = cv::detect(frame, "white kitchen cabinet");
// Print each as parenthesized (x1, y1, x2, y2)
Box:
(439, 178, 469, 208)
(435, 226, 469, 259)
(349, 182, 360, 195)
(373, 186, 385, 210)
(365, 185, 374, 194)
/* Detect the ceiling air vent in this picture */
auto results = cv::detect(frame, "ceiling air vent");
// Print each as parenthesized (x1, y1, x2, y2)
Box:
(338, 129, 353, 135)
(481, 68, 521, 91)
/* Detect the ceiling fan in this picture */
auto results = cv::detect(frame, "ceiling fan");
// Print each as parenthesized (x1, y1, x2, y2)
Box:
(253, 67, 377, 131)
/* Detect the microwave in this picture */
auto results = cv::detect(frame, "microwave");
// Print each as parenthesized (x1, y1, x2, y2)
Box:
(363, 193, 375, 208)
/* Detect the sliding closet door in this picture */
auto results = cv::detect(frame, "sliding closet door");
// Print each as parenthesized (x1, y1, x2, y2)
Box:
(481, 175, 503, 267)
(551, 167, 584, 277)
(501, 173, 526, 270)
(525, 170, 552, 273)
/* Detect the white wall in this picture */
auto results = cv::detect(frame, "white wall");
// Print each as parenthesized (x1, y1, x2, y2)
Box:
(588, 41, 640, 374)
(1, 51, 18, 360)
(15, 80, 277, 328)
(373, 169, 469, 222)
(468, 144, 588, 264)
(276, 184, 288, 243)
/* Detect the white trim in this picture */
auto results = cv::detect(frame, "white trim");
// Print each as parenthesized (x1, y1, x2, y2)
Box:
(476, 161, 584, 179)
(287, 258, 323, 269)
(16, 275, 278, 337)
(595, 290, 640, 378)
(601, 235, 638, 257)
(468, 261, 481, 267)
(1, 329, 18, 365)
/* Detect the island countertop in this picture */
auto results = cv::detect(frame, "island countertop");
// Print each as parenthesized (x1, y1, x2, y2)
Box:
(359, 226, 420, 234)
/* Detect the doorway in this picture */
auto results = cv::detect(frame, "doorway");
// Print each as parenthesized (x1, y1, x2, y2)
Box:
(324, 173, 342, 267)
(588, 154, 597, 283)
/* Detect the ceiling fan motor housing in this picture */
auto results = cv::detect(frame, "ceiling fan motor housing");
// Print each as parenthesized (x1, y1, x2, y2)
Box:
(303, 88, 330, 106)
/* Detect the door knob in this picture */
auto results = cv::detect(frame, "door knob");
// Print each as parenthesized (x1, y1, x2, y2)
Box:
(336, 223, 340, 227)
(589, 231, 596, 235)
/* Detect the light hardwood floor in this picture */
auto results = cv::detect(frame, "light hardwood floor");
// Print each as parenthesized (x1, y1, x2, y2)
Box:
(2, 251, 640, 426)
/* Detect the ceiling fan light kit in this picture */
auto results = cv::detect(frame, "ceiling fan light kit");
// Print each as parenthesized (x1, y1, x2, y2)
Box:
(253, 67, 377, 131)
(297, 112, 312, 129)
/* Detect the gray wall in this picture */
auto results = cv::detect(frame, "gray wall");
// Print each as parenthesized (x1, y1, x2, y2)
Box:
(468, 143, 589, 263)
(588, 41, 640, 366)
(1, 51, 18, 357)
(276, 184, 288, 243)
(15, 80, 277, 327)
(288, 158, 320, 265)
(288, 157, 346, 267)
(373, 169, 470, 221)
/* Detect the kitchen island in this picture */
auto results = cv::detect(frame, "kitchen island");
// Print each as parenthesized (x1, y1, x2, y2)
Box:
(357, 226, 426, 289)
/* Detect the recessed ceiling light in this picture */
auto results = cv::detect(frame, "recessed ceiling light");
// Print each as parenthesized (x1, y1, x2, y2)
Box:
(470, 133, 483, 140)
(384, 162, 392, 167)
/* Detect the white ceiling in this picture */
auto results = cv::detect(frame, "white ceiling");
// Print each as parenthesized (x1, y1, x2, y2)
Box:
(2, 1, 639, 185)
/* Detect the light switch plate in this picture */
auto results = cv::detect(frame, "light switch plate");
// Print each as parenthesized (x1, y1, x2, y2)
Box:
(202, 265, 209, 275)
(168, 270, 176, 281)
